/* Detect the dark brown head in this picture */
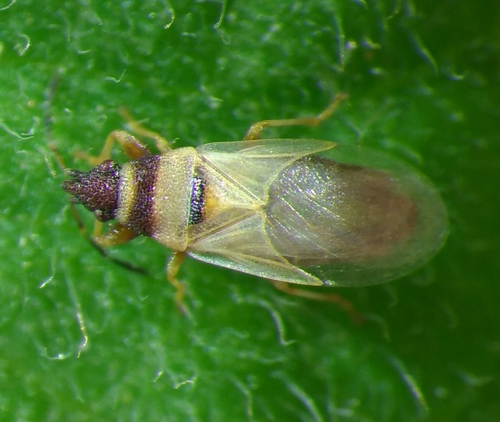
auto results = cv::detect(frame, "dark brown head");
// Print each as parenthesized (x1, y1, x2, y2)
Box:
(62, 160, 121, 222)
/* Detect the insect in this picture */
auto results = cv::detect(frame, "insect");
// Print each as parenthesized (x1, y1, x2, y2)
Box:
(62, 94, 447, 314)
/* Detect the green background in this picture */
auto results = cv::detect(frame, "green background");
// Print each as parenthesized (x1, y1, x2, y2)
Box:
(1, 0, 498, 421)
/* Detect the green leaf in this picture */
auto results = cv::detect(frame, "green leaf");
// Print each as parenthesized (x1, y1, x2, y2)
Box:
(1, 0, 498, 421)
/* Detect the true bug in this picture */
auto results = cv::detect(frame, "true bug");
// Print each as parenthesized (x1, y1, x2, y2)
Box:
(62, 94, 447, 314)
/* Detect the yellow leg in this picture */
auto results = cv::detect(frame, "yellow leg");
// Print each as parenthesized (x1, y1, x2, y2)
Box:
(119, 108, 171, 153)
(66, 202, 146, 274)
(74, 108, 171, 165)
(167, 251, 187, 313)
(92, 221, 137, 247)
(271, 280, 363, 323)
(75, 130, 153, 165)
(243, 92, 348, 140)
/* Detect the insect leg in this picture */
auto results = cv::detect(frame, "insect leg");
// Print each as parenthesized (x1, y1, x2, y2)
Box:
(67, 202, 147, 274)
(166, 251, 188, 313)
(75, 130, 153, 165)
(92, 221, 137, 247)
(270, 280, 363, 323)
(243, 92, 348, 140)
(76, 107, 173, 164)
(118, 107, 171, 153)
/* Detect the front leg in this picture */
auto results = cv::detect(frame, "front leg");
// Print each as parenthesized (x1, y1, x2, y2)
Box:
(75, 130, 153, 165)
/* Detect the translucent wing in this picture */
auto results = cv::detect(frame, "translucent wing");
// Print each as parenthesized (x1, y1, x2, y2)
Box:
(196, 139, 334, 200)
(188, 142, 447, 287)
(188, 213, 323, 285)
(261, 144, 448, 287)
